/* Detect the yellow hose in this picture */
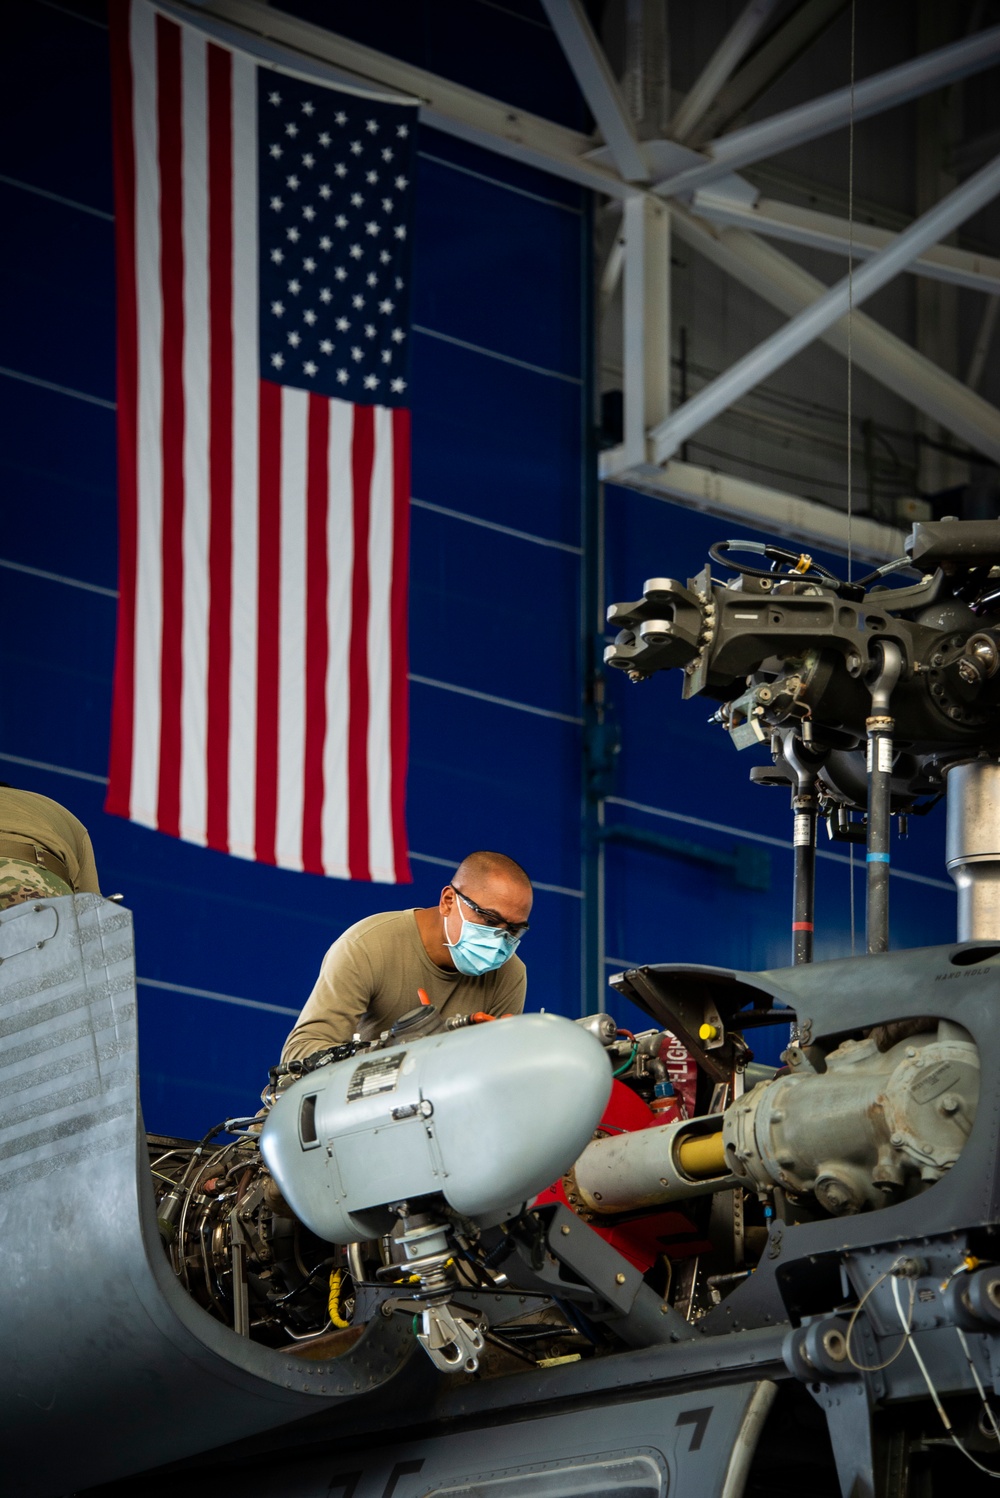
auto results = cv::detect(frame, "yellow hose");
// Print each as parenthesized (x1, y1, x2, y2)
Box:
(676, 1131, 727, 1179)
(328, 1268, 351, 1329)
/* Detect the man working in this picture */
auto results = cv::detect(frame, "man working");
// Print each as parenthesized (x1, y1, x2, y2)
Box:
(0, 785, 101, 910)
(282, 850, 532, 1063)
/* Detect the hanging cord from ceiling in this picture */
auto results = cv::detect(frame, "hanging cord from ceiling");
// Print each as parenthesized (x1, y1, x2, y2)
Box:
(847, 0, 858, 956)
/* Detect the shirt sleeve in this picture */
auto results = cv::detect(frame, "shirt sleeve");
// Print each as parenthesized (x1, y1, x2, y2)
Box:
(280, 934, 376, 1062)
(73, 830, 101, 894)
(487, 957, 526, 1017)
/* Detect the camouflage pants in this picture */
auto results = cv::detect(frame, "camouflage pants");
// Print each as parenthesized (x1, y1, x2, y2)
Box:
(0, 858, 72, 910)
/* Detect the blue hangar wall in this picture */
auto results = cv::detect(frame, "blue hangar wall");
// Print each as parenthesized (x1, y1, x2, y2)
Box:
(2, 0, 954, 1135)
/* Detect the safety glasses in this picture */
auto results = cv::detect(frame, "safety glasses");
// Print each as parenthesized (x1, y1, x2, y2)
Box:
(450, 885, 530, 940)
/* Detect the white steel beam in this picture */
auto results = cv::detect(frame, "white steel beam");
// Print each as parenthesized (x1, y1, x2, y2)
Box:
(691, 190, 1000, 294)
(967, 295, 1000, 391)
(653, 24, 1000, 200)
(652, 153, 1000, 463)
(178, 0, 630, 197)
(621, 195, 671, 465)
(540, 0, 650, 183)
(669, 0, 780, 145)
(669, 207, 1000, 465)
(605, 459, 906, 565)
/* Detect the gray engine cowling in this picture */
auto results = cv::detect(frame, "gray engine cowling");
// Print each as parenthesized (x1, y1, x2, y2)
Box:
(260, 1013, 612, 1242)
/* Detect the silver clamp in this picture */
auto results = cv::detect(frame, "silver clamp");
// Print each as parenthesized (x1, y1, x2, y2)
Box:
(416, 1303, 486, 1374)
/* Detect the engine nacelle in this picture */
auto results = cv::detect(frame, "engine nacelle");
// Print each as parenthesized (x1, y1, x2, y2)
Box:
(260, 1013, 612, 1242)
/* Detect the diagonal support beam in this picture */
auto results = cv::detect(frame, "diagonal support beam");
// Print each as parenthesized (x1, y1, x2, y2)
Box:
(651, 152, 1000, 463)
(669, 0, 781, 145)
(540, 0, 649, 183)
(653, 23, 1000, 200)
(668, 206, 1000, 466)
(691, 189, 1000, 294)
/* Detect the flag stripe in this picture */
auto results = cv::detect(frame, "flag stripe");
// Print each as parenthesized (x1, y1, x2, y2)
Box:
(227, 52, 259, 860)
(156, 13, 186, 840)
(367, 407, 395, 882)
(205, 41, 234, 853)
(348, 406, 374, 882)
(255, 378, 282, 865)
(275, 385, 308, 872)
(390, 407, 411, 882)
(302, 397, 330, 875)
(130, 0, 163, 828)
(106, 0, 138, 822)
(180, 25, 209, 845)
(321, 400, 354, 879)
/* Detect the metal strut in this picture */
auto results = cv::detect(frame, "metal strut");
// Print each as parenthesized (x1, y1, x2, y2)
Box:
(865, 641, 902, 954)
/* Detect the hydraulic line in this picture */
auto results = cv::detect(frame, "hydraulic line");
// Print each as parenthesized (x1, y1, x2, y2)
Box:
(865, 642, 902, 954)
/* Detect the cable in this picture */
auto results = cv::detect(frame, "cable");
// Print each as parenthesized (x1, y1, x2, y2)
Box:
(612, 1044, 638, 1078)
(956, 1327, 1000, 1446)
(844, 1267, 913, 1372)
(891, 1274, 1000, 1479)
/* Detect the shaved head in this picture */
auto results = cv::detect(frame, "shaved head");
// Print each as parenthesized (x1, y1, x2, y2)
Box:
(452, 850, 532, 895)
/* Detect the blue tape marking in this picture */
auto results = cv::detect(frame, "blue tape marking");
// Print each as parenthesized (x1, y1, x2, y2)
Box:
(866, 852, 891, 864)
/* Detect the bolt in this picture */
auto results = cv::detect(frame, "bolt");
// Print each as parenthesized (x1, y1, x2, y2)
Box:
(891, 1133, 903, 1148)
(660, 1304, 669, 1314)
(938, 1094, 960, 1115)
(660, 1177, 670, 1186)
(593, 1191, 603, 1201)
(560, 1224, 571, 1236)
(615, 1273, 626, 1285)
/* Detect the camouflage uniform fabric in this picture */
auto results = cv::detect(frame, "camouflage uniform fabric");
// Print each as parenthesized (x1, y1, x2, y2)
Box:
(0, 857, 73, 910)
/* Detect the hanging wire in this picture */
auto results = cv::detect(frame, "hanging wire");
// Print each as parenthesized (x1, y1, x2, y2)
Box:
(847, 0, 858, 956)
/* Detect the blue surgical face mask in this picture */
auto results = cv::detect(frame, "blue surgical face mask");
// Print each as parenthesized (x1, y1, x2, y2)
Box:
(444, 892, 520, 976)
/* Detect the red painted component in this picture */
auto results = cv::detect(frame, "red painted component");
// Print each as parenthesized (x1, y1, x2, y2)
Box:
(534, 1079, 712, 1273)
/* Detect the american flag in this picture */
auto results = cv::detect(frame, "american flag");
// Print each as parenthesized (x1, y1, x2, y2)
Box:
(107, 0, 415, 883)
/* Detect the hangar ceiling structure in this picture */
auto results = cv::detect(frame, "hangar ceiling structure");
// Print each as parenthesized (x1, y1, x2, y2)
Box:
(181, 0, 1000, 562)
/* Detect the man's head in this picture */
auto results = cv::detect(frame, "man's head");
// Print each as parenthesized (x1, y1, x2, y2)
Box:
(437, 852, 533, 975)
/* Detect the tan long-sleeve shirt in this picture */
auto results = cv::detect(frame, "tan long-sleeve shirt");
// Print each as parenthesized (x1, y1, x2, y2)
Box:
(281, 909, 526, 1062)
(0, 787, 100, 892)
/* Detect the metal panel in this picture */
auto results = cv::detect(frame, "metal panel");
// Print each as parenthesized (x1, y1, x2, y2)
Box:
(0, 893, 411, 1496)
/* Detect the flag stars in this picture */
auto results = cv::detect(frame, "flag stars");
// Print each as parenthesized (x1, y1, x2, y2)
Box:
(286, 174, 300, 190)
(319, 184, 331, 200)
(364, 323, 376, 338)
(302, 100, 315, 116)
(301, 152, 315, 169)
(335, 215, 348, 230)
(350, 141, 363, 155)
(365, 119, 379, 134)
(286, 227, 300, 242)
(349, 244, 363, 259)
(365, 221, 381, 236)
(319, 287, 332, 303)
(270, 195, 283, 211)
(395, 276, 403, 289)
(381, 349, 392, 364)
(270, 351, 285, 368)
(269, 143, 282, 159)
(379, 250, 391, 264)
(379, 298, 394, 314)
(285, 122, 299, 137)
(270, 248, 284, 264)
(303, 309, 317, 325)
(288, 278, 301, 294)
(390, 377, 406, 393)
(364, 373, 379, 389)
(302, 205, 316, 221)
(337, 369, 349, 384)
(271, 300, 285, 316)
(382, 198, 394, 214)
(303, 360, 317, 375)
(319, 338, 333, 354)
(366, 170, 378, 184)
(366, 272, 378, 287)
(352, 294, 365, 308)
(397, 123, 409, 138)
(381, 147, 394, 162)
(303, 256, 316, 272)
(335, 316, 350, 331)
(350, 192, 364, 207)
(319, 236, 333, 251)
(334, 163, 347, 179)
(394, 224, 407, 240)
(335, 111, 347, 126)
(287, 330, 301, 347)
(395, 176, 408, 191)
(391, 327, 405, 343)
(268, 90, 282, 106)
(319, 131, 331, 147)
(351, 346, 363, 361)
(334, 266, 347, 281)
